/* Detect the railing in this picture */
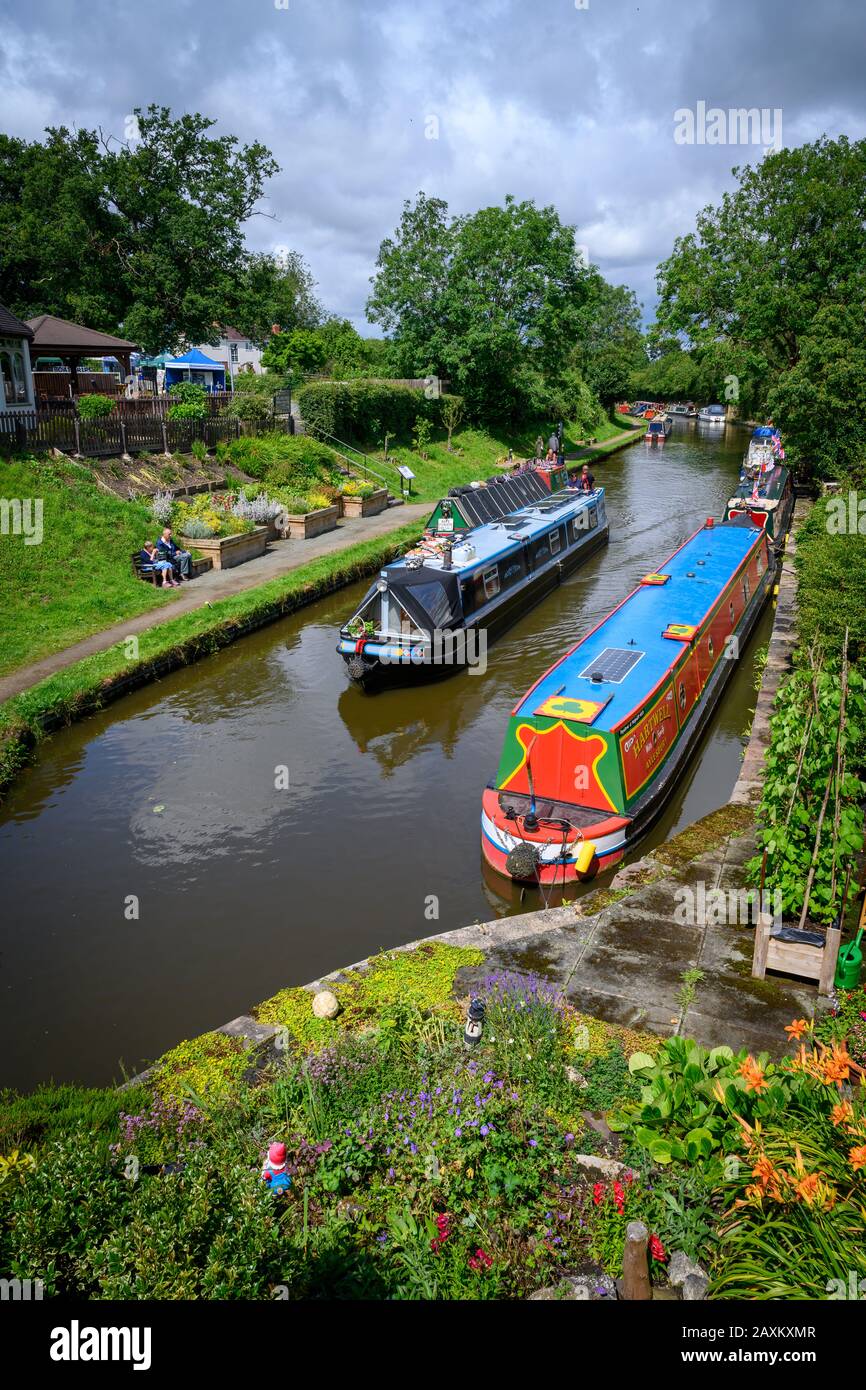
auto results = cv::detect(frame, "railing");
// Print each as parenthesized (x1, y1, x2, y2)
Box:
(309, 427, 399, 492)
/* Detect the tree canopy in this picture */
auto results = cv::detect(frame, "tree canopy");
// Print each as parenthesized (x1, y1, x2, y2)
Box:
(367, 192, 601, 423)
(0, 106, 316, 354)
(653, 135, 866, 471)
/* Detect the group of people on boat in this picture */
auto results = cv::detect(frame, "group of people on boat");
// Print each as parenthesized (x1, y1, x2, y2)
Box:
(138, 527, 193, 588)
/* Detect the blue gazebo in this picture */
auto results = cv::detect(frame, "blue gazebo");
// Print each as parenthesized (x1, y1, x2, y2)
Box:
(164, 348, 226, 393)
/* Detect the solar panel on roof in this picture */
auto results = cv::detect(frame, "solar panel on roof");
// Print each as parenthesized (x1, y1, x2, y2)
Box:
(458, 493, 487, 526)
(578, 647, 644, 684)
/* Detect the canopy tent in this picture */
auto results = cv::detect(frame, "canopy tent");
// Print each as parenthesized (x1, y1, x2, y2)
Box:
(163, 348, 226, 392)
(26, 314, 136, 392)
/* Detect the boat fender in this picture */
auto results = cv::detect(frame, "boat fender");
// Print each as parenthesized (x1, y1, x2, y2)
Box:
(574, 840, 597, 876)
(347, 654, 374, 680)
(505, 841, 540, 881)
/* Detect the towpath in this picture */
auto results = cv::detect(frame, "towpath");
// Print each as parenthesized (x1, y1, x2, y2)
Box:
(0, 502, 430, 704)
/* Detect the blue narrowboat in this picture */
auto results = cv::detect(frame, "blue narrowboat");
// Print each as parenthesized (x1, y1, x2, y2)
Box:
(337, 466, 609, 686)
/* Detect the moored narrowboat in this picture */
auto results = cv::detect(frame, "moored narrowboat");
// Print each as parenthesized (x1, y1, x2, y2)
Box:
(337, 467, 609, 687)
(481, 515, 774, 885)
(645, 413, 672, 441)
(725, 428, 793, 552)
(698, 404, 727, 425)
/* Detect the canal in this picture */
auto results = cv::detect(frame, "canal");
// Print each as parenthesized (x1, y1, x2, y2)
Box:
(0, 420, 771, 1090)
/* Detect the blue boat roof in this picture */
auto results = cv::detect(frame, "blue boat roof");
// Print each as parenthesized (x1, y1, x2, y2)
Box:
(516, 521, 761, 731)
(391, 488, 601, 575)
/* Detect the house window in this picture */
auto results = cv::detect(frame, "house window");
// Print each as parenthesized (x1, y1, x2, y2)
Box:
(244, 341, 254, 351)
(0, 346, 28, 405)
(230, 344, 238, 363)
(482, 566, 500, 601)
(549, 529, 561, 556)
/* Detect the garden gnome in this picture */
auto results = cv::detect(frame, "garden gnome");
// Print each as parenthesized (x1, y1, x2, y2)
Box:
(464, 998, 486, 1049)
(261, 1141, 291, 1195)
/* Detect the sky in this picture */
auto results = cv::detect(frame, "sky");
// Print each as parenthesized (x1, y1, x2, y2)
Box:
(1, 0, 864, 331)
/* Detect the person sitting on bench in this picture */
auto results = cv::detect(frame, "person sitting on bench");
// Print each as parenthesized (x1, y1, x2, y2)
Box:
(157, 526, 192, 581)
(140, 541, 179, 587)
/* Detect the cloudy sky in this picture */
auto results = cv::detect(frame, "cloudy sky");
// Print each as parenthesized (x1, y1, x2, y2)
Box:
(1, 0, 864, 329)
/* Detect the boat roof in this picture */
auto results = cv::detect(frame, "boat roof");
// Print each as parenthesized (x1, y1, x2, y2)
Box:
(515, 520, 762, 732)
(392, 488, 602, 575)
(730, 463, 789, 502)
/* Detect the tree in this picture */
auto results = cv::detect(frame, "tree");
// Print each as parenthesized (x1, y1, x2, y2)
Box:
(767, 305, 866, 480)
(0, 105, 279, 353)
(578, 279, 644, 407)
(653, 135, 866, 458)
(441, 394, 464, 451)
(367, 192, 595, 423)
(232, 251, 321, 343)
(261, 327, 328, 376)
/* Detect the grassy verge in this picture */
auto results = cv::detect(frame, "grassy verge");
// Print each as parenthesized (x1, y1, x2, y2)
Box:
(0, 520, 424, 802)
(0, 456, 177, 676)
(382, 413, 642, 502)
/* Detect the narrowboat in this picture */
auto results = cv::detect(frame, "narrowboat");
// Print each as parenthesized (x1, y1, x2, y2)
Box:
(724, 428, 793, 552)
(667, 403, 690, 417)
(698, 404, 727, 425)
(337, 465, 609, 687)
(645, 413, 672, 441)
(481, 515, 774, 885)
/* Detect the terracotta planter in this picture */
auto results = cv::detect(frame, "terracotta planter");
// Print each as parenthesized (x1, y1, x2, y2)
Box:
(179, 526, 268, 570)
(284, 504, 339, 540)
(341, 488, 389, 519)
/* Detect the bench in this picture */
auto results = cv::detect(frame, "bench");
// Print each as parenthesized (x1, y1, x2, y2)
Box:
(131, 551, 162, 585)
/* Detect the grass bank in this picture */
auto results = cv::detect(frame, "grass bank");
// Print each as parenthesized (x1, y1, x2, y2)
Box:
(0, 519, 423, 802)
(377, 413, 642, 502)
(0, 456, 176, 677)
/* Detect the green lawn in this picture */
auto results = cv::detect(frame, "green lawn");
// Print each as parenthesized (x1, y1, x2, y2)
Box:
(379, 413, 639, 502)
(0, 456, 174, 677)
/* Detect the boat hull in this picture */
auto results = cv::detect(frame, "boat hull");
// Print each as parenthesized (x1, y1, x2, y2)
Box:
(481, 529, 774, 886)
(341, 522, 610, 688)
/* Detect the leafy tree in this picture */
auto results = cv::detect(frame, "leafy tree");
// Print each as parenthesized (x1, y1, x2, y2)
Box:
(578, 279, 644, 407)
(0, 106, 279, 354)
(767, 305, 866, 480)
(653, 135, 866, 467)
(232, 251, 321, 343)
(262, 327, 328, 376)
(441, 394, 464, 451)
(368, 193, 596, 424)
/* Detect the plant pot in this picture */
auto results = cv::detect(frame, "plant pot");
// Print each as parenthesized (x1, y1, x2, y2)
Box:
(178, 526, 268, 570)
(284, 504, 339, 540)
(341, 488, 389, 519)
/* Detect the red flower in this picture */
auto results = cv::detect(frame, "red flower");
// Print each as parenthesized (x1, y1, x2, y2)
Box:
(592, 1181, 605, 1206)
(649, 1234, 667, 1262)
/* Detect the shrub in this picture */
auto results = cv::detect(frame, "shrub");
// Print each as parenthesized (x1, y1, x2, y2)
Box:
(218, 433, 339, 487)
(150, 490, 174, 526)
(297, 380, 445, 444)
(168, 382, 207, 405)
(167, 402, 206, 423)
(77, 394, 115, 420)
(189, 437, 208, 463)
(223, 394, 272, 423)
(342, 478, 375, 496)
(306, 491, 333, 512)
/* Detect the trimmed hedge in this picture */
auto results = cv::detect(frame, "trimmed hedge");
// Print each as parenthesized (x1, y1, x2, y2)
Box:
(297, 379, 458, 444)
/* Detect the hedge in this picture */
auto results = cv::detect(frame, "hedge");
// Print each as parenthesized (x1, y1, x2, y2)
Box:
(296, 379, 458, 444)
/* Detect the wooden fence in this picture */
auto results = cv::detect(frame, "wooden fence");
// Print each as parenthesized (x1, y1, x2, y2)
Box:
(0, 410, 259, 457)
(33, 371, 123, 399)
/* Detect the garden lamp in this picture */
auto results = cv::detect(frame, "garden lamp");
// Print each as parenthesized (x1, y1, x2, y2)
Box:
(464, 998, 486, 1048)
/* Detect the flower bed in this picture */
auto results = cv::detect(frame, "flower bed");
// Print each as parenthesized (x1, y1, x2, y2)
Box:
(179, 526, 268, 570)
(283, 502, 339, 540)
(341, 485, 389, 519)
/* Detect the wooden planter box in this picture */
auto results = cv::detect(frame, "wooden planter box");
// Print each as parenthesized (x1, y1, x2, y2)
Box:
(179, 526, 268, 570)
(284, 504, 339, 540)
(341, 488, 389, 519)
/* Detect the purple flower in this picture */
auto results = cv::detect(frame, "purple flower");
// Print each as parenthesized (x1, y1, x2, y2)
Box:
(529, 1138, 538, 1148)
(455, 1128, 462, 1137)
(480, 1125, 489, 1137)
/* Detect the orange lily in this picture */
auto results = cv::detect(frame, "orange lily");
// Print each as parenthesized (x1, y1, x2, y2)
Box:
(831, 1101, 854, 1128)
(849, 1145, 866, 1172)
(784, 1019, 809, 1041)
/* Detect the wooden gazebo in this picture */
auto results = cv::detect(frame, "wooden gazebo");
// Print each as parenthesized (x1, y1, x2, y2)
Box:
(26, 314, 137, 395)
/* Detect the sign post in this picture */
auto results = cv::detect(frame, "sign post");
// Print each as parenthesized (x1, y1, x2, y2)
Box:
(396, 463, 415, 500)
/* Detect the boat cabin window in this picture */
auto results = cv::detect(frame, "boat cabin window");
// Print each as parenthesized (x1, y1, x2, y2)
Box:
(707, 635, 714, 659)
(482, 566, 500, 601)
(729, 600, 735, 627)
(549, 529, 561, 556)
(743, 574, 750, 604)
(403, 580, 454, 631)
(756, 550, 764, 577)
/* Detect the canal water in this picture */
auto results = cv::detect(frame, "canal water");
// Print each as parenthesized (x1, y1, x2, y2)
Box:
(1, 420, 771, 1090)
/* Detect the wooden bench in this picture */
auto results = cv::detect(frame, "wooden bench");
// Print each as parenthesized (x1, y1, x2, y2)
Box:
(131, 551, 161, 585)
